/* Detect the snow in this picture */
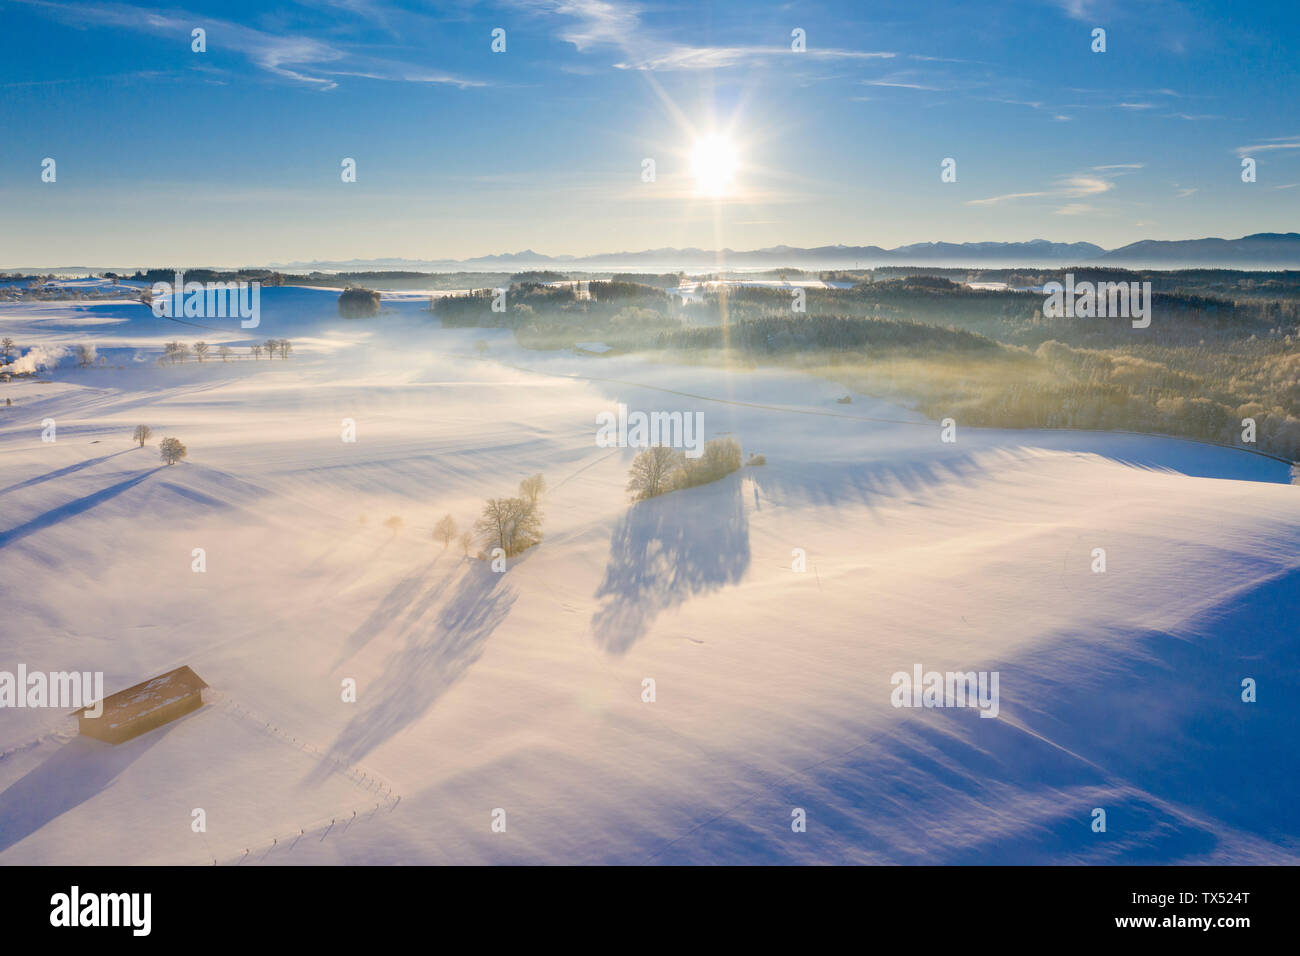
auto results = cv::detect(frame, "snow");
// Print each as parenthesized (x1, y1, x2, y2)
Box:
(0, 285, 1297, 864)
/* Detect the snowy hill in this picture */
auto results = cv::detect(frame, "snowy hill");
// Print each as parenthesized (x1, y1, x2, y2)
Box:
(0, 285, 1296, 864)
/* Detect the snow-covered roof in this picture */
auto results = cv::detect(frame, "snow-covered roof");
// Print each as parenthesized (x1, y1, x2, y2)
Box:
(73, 665, 208, 726)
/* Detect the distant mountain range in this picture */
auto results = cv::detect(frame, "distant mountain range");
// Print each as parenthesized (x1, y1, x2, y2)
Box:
(266, 233, 1300, 272)
(15, 233, 1299, 274)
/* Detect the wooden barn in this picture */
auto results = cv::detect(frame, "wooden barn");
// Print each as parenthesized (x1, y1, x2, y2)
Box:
(73, 665, 209, 744)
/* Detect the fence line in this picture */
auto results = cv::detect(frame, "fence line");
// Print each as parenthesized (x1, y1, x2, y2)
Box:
(207, 694, 402, 865)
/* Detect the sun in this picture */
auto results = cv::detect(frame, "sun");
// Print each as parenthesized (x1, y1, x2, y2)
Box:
(690, 134, 739, 197)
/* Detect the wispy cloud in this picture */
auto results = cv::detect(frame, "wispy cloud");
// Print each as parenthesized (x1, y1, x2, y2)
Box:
(15, 0, 486, 90)
(515, 0, 894, 71)
(623, 45, 894, 71)
(863, 78, 945, 91)
(966, 172, 1116, 207)
(1234, 136, 1300, 157)
(1052, 0, 1105, 21)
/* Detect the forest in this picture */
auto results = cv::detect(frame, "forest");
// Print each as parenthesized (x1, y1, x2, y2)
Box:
(427, 272, 1300, 462)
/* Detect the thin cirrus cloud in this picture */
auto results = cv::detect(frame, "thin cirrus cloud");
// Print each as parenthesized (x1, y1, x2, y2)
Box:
(514, 0, 895, 70)
(619, 45, 895, 71)
(965, 172, 1120, 207)
(863, 78, 947, 91)
(14, 0, 487, 90)
(1233, 136, 1300, 157)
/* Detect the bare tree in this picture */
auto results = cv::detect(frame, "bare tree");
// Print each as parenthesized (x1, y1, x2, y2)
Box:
(433, 514, 458, 549)
(475, 498, 513, 554)
(132, 424, 151, 447)
(679, 437, 743, 489)
(251, 345, 262, 360)
(458, 529, 473, 557)
(475, 496, 542, 557)
(0, 338, 13, 362)
(278, 340, 292, 360)
(519, 473, 546, 505)
(194, 341, 209, 362)
(626, 445, 683, 501)
(159, 437, 187, 465)
(383, 515, 403, 535)
(219, 344, 232, 362)
(264, 339, 278, 360)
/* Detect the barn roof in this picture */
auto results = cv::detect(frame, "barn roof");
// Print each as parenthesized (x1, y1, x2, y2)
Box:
(72, 665, 209, 728)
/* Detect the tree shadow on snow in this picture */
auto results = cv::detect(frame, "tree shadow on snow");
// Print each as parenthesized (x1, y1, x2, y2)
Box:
(0, 447, 138, 497)
(745, 449, 988, 514)
(321, 560, 517, 769)
(592, 476, 751, 655)
(0, 467, 168, 549)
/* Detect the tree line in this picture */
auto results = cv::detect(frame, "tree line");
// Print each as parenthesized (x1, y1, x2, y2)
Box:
(626, 438, 745, 501)
(161, 339, 293, 363)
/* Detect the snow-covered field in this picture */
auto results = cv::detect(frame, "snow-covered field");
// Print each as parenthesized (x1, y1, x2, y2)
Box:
(0, 286, 1296, 864)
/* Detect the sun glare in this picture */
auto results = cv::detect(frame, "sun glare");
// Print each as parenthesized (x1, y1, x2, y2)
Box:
(690, 134, 739, 197)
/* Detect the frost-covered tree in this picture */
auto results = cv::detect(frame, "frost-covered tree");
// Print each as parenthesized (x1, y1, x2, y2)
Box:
(132, 424, 151, 447)
(519, 473, 546, 505)
(194, 342, 209, 362)
(159, 437, 187, 465)
(680, 437, 743, 489)
(475, 496, 543, 557)
(218, 344, 232, 362)
(433, 514, 458, 549)
(626, 445, 682, 501)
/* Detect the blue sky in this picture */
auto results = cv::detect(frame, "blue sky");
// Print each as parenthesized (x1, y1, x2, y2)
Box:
(1, 0, 1298, 266)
